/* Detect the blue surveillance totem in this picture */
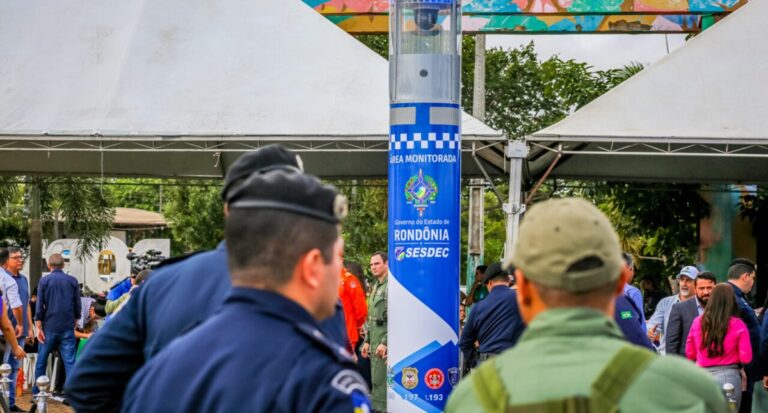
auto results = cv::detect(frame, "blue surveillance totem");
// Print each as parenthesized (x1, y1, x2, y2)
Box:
(388, 1, 461, 412)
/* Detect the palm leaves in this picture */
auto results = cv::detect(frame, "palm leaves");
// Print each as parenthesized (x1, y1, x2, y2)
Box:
(0, 177, 114, 261)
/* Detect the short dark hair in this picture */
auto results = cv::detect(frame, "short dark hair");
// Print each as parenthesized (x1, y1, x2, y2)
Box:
(226, 209, 338, 289)
(344, 261, 364, 279)
(729, 257, 756, 268)
(622, 252, 634, 269)
(371, 251, 387, 263)
(727, 260, 755, 280)
(91, 300, 107, 318)
(7, 247, 21, 256)
(475, 265, 487, 274)
(0, 248, 7, 266)
(695, 271, 717, 285)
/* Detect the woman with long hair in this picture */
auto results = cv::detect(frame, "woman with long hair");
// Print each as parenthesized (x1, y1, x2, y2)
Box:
(686, 283, 752, 409)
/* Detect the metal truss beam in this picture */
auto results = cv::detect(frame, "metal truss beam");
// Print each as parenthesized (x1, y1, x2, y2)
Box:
(528, 140, 768, 158)
(0, 135, 506, 153)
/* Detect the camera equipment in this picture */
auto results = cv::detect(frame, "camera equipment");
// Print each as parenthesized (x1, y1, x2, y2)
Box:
(126, 249, 166, 275)
(414, 7, 438, 32)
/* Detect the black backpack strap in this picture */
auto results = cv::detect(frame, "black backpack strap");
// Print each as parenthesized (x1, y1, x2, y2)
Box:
(589, 345, 655, 413)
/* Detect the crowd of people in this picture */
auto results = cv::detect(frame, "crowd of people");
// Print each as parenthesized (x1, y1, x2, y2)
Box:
(0, 145, 766, 413)
(0, 246, 154, 412)
(455, 202, 768, 412)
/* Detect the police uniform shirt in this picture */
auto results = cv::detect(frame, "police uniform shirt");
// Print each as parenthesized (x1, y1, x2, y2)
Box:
(613, 295, 654, 350)
(122, 288, 370, 413)
(67, 242, 350, 413)
(458, 286, 525, 357)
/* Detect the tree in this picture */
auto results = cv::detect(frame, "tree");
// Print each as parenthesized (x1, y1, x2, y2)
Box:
(161, 184, 224, 255)
(105, 178, 164, 212)
(591, 183, 709, 283)
(336, 180, 388, 281)
(0, 177, 114, 264)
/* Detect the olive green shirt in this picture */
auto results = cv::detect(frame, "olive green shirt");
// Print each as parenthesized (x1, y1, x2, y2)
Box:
(447, 308, 727, 413)
(366, 276, 387, 347)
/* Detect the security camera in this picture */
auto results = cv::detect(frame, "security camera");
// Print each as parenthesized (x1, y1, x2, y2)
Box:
(414, 7, 438, 32)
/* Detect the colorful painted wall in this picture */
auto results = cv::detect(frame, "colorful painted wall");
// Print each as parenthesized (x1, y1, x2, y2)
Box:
(303, 0, 747, 33)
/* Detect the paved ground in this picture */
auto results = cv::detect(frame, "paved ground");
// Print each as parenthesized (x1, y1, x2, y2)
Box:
(15, 390, 73, 413)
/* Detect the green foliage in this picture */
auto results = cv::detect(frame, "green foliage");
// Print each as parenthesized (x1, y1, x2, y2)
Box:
(105, 178, 164, 212)
(0, 182, 28, 248)
(586, 183, 708, 282)
(35, 177, 114, 260)
(463, 38, 643, 139)
(355, 34, 388, 59)
(162, 184, 224, 255)
(336, 181, 388, 278)
(459, 181, 507, 283)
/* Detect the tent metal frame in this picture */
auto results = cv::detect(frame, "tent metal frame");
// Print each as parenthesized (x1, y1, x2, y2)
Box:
(528, 138, 768, 159)
(0, 134, 507, 154)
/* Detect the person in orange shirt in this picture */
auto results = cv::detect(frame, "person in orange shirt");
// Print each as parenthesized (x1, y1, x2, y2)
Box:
(339, 266, 367, 351)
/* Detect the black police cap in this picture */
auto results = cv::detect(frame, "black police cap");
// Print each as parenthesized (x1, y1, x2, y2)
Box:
(483, 262, 510, 283)
(226, 168, 348, 224)
(221, 145, 303, 200)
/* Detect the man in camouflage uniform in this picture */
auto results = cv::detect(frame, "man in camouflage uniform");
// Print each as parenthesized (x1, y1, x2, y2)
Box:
(362, 251, 388, 413)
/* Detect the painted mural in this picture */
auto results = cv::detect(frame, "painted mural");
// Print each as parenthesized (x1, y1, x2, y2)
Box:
(303, 0, 746, 33)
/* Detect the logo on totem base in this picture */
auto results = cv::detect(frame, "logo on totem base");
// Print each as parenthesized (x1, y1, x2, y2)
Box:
(424, 368, 445, 390)
(404, 169, 438, 217)
(394, 246, 406, 261)
(448, 367, 459, 386)
(401, 367, 419, 390)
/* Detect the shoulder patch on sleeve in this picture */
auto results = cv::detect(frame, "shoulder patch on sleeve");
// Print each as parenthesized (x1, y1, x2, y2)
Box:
(331, 369, 370, 397)
(350, 389, 372, 413)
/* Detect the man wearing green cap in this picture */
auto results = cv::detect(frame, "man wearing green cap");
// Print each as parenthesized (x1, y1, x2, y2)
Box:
(446, 198, 726, 413)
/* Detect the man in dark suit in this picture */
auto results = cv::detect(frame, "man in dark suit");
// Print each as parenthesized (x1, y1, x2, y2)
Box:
(665, 271, 716, 356)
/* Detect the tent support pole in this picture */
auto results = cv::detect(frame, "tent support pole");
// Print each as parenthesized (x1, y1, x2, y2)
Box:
(525, 145, 562, 205)
(503, 140, 529, 261)
(465, 178, 485, 300)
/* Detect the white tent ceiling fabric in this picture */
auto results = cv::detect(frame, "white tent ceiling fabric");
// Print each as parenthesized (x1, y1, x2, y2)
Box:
(526, 1, 768, 183)
(531, 0, 767, 143)
(0, 0, 504, 178)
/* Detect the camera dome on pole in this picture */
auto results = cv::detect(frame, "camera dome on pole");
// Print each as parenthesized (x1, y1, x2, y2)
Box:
(401, 0, 450, 33)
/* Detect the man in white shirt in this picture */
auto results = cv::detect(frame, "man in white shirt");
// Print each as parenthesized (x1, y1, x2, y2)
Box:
(646, 265, 698, 354)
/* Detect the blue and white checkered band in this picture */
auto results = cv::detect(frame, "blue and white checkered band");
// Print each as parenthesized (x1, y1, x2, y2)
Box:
(390, 132, 461, 151)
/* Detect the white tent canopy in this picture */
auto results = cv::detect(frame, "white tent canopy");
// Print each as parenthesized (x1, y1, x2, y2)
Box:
(527, 0, 768, 183)
(0, 0, 505, 178)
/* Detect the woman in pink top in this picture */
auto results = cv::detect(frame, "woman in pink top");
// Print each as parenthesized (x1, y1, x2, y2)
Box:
(686, 283, 752, 410)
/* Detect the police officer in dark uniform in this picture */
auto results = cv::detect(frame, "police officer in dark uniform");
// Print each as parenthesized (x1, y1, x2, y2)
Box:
(458, 262, 525, 367)
(614, 292, 655, 349)
(122, 163, 370, 412)
(65, 145, 350, 413)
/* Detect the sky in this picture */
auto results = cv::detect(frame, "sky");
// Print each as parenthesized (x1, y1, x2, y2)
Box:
(486, 34, 687, 71)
